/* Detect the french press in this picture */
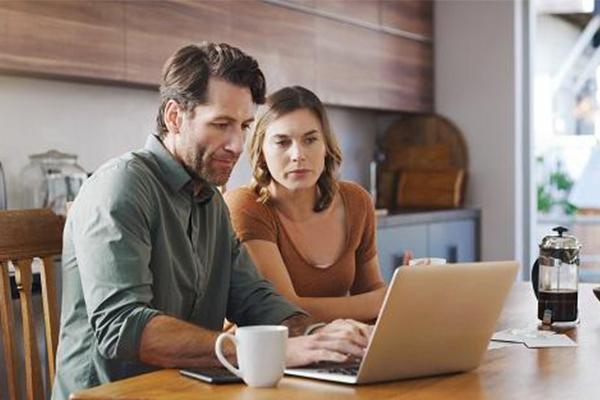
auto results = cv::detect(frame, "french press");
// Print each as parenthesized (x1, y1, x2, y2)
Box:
(531, 226, 581, 324)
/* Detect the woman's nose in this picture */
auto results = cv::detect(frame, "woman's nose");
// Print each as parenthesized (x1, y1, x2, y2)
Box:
(290, 143, 306, 161)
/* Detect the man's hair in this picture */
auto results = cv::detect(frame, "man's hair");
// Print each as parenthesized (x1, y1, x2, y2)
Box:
(156, 42, 267, 137)
(248, 86, 342, 212)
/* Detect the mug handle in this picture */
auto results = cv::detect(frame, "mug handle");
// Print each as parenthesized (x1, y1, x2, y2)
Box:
(215, 332, 242, 378)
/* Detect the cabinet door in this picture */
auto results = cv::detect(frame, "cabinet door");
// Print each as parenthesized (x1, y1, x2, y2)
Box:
(0, 1, 126, 81)
(376, 224, 427, 282)
(427, 220, 477, 263)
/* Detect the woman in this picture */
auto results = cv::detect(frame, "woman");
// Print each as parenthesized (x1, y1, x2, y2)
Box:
(225, 86, 390, 322)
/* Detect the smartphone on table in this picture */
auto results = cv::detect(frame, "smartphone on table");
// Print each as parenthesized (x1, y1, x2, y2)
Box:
(180, 367, 243, 384)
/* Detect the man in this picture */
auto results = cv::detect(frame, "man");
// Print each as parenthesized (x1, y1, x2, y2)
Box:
(52, 43, 370, 400)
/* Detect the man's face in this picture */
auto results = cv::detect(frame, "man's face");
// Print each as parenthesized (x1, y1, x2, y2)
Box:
(169, 78, 255, 186)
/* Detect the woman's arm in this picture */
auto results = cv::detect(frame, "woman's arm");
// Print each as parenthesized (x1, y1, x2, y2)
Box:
(244, 239, 387, 322)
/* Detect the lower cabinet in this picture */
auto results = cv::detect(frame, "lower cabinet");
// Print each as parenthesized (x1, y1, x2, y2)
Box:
(377, 224, 428, 282)
(376, 212, 480, 283)
(427, 220, 477, 264)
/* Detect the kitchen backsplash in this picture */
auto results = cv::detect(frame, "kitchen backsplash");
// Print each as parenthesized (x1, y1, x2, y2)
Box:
(0, 74, 405, 208)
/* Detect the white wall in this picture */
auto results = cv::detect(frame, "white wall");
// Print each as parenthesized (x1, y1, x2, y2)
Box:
(435, 0, 525, 262)
(0, 75, 380, 208)
(0, 75, 156, 208)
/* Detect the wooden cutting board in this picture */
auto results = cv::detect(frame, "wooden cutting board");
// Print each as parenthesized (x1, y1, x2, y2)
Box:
(377, 114, 469, 210)
(396, 169, 465, 209)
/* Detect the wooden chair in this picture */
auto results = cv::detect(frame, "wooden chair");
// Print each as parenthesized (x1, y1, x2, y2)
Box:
(0, 209, 65, 400)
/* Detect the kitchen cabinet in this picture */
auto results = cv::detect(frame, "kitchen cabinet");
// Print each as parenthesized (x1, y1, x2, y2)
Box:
(380, 0, 434, 39)
(0, 0, 433, 112)
(0, 1, 126, 81)
(377, 223, 427, 282)
(428, 220, 477, 263)
(376, 209, 480, 282)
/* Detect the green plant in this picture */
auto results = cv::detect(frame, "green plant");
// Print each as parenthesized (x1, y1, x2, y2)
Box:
(536, 157, 578, 215)
(537, 185, 552, 213)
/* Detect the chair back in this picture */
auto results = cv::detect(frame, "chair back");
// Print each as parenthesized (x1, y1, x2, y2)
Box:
(0, 209, 64, 400)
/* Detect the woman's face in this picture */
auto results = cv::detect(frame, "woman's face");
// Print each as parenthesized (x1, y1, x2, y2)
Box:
(262, 108, 327, 193)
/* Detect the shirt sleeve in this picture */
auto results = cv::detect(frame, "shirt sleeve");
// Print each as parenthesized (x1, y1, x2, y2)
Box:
(223, 209, 305, 325)
(224, 188, 277, 243)
(350, 183, 386, 294)
(70, 162, 162, 362)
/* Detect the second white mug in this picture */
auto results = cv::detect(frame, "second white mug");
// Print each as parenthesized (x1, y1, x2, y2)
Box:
(215, 325, 288, 387)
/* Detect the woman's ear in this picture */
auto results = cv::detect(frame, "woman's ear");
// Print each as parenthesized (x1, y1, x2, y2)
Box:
(163, 100, 183, 135)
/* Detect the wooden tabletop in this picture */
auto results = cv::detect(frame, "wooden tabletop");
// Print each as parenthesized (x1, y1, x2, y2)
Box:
(71, 283, 600, 400)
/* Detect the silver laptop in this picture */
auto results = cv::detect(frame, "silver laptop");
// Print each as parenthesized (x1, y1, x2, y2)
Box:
(285, 261, 518, 384)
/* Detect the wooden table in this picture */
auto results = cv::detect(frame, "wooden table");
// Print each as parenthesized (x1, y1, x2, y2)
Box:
(71, 283, 600, 400)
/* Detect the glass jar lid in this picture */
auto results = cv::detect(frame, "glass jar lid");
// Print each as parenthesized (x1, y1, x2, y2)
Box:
(29, 149, 77, 163)
(540, 226, 581, 250)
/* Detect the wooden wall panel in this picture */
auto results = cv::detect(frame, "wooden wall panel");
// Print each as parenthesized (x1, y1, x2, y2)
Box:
(315, 0, 379, 26)
(125, 0, 231, 85)
(315, 17, 432, 111)
(0, 1, 125, 81)
(228, 1, 316, 94)
(380, 0, 433, 38)
(0, 0, 433, 112)
(315, 19, 381, 109)
(377, 33, 433, 111)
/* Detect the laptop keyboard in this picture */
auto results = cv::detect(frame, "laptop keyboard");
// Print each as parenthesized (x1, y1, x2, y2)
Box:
(307, 360, 361, 376)
(317, 365, 360, 376)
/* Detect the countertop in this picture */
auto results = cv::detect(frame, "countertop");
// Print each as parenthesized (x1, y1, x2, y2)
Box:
(377, 207, 481, 228)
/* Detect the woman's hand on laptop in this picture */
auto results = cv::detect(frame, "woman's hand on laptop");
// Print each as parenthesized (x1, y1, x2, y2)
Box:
(286, 319, 371, 367)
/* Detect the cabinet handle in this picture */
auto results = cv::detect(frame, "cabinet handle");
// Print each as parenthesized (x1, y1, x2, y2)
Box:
(447, 245, 458, 263)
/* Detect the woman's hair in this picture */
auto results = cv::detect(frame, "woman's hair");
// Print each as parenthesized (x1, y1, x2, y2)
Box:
(248, 86, 342, 212)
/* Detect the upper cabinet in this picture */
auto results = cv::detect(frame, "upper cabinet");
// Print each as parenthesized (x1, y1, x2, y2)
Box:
(380, 0, 434, 39)
(0, 1, 126, 81)
(0, 0, 433, 112)
(124, 1, 233, 85)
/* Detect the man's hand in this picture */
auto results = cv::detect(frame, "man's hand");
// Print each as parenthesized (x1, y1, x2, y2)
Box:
(286, 319, 372, 367)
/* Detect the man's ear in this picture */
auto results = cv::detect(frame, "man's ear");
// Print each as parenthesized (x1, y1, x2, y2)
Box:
(164, 99, 183, 134)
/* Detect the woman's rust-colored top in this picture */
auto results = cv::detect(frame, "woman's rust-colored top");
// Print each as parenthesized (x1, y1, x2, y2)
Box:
(224, 181, 384, 297)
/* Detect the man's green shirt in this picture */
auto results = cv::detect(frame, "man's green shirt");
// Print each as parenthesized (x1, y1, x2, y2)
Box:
(52, 135, 302, 400)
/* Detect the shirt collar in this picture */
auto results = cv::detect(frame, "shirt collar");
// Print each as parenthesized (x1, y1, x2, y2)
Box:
(144, 134, 215, 203)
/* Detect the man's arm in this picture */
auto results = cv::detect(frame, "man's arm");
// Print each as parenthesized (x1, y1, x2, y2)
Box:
(138, 315, 235, 368)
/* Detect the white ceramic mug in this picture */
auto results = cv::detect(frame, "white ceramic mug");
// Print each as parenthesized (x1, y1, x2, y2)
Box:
(215, 325, 288, 387)
(409, 257, 447, 266)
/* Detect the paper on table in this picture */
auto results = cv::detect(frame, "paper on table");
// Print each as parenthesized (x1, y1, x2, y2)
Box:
(487, 340, 520, 350)
(523, 333, 578, 348)
(492, 328, 577, 349)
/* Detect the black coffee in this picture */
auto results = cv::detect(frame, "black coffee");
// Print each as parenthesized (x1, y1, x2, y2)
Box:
(538, 290, 578, 322)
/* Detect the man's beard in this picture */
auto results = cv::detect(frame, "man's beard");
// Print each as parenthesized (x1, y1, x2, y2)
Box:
(185, 148, 233, 187)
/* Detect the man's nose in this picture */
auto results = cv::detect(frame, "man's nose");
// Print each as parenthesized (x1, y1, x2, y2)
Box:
(225, 129, 244, 155)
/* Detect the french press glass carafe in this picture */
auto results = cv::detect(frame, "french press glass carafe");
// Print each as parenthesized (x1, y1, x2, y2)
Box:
(531, 226, 581, 324)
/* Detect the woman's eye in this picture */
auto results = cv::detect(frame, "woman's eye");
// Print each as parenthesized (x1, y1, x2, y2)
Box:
(306, 136, 318, 144)
(275, 140, 290, 146)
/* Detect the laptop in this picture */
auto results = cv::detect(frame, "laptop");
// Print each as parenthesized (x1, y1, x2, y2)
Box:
(285, 261, 518, 384)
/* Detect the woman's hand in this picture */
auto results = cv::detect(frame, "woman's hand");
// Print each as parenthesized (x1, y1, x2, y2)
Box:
(285, 319, 372, 367)
(402, 250, 414, 266)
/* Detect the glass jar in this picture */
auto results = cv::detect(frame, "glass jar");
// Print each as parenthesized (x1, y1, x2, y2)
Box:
(20, 150, 87, 215)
